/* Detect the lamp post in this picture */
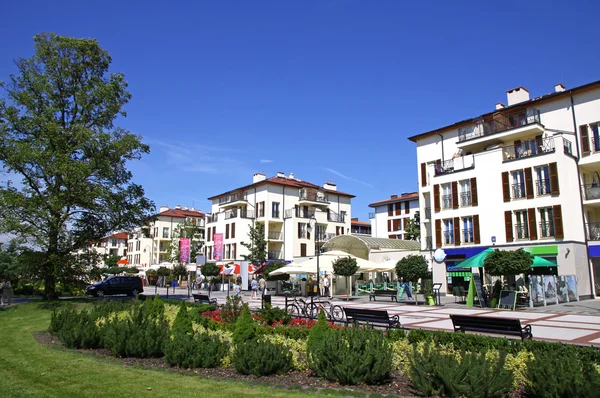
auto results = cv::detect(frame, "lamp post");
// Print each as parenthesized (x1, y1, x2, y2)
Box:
(308, 215, 320, 297)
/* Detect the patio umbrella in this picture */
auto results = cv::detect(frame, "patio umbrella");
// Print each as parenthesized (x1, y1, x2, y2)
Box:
(531, 256, 557, 267)
(269, 265, 317, 276)
(454, 248, 494, 268)
(116, 257, 129, 265)
(288, 250, 379, 275)
(358, 258, 397, 272)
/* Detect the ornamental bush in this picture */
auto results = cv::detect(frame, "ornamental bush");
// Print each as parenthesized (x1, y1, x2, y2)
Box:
(171, 301, 193, 336)
(306, 309, 331, 368)
(233, 339, 292, 376)
(257, 303, 292, 326)
(309, 326, 392, 385)
(232, 304, 257, 346)
(484, 248, 533, 276)
(395, 255, 429, 283)
(50, 307, 101, 349)
(164, 332, 228, 369)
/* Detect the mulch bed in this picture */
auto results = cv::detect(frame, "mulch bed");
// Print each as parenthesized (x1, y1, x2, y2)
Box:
(34, 332, 415, 397)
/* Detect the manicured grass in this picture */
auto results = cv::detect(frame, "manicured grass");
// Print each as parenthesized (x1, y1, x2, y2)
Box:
(0, 302, 316, 398)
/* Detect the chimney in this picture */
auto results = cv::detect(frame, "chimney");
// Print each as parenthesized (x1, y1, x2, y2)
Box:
(351, 217, 358, 221)
(323, 180, 337, 191)
(554, 83, 566, 93)
(288, 172, 295, 180)
(495, 102, 506, 110)
(253, 172, 266, 183)
(277, 171, 285, 178)
(183, 206, 189, 210)
(506, 86, 530, 106)
(175, 204, 182, 209)
(390, 194, 398, 199)
(159, 206, 169, 212)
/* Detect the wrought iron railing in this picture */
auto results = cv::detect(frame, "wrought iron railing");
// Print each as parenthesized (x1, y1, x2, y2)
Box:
(434, 155, 475, 176)
(240, 209, 255, 219)
(586, 223, 600, 240)
(539, 221, 555, 238)
(284, 208, 315, 219)
(268, 231, 282, 240)
(224, 209, 237, 220)
(460, 192, 472, 207)
(206, 213, 218, 223)
(443, 231, 454, 245)
(591, 136, 600, 153)
(218, 191, 246, 205)
(502, 137, 555, 162)
(268, 251, 283, 260)
(299, 189, 329, 203)
(536, 179, 551, 196)
(425, 207, 431, 219)
(425, 236, 432, 250)
(328, 211, 345, 223)
(458, 108, 541, 142)
(271, 210, 280, 219)
(515, 223, 529, 240)
(581, 184, 600, 201)
(368, 212, 375, 219)
(441, 194, 453, 209)
(462, 228, 474, 243)
(316, 232, 335, 242)
(563, 137, 573, 155)
(512, 183, 526, 199)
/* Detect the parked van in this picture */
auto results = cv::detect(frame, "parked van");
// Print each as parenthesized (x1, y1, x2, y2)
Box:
(86, 276, 143, 297)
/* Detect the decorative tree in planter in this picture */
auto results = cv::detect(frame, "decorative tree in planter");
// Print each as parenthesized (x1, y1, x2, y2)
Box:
(395, 255, 431, 304)
(484, 249, 533, 307)
(332, 256, 359, 301)
(201, 262, 220, 297)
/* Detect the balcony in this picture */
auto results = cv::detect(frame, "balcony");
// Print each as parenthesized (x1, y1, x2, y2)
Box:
(502, 137, 555, 162)
(284, 208, 315, 219)
(425, 236, 433, 250)
(224, 209, 237, 220)
(206, 213, 218, 223)
(540, 221, 555, 238)
(368, 212, 375, 219)
(441, 194, 453, 210)
(271, 210, 281, 219)
(424, 207, 431, 220)
(268, 231, 282, 240)
(462, 228, 474, 243)
(443, 231, 454, 245)
(434, 155, 475, 176)
(268, 251, 283, 260)
(460, 192, 472, 207)
(512, 183, 526, 199)
(582, 184, 600, 202)
(299, 189, 329, 206)
(218, 191, 247, 208)
(241, 209, 255, 219)
(515, 223, 529, 240)
(316, 232, 336, 242)
(536, 179, 551, 196)
(327, 211, 346, 223)
(586, 223, 600, 240)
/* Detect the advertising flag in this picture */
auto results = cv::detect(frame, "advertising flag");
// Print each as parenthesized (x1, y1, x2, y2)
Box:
(213, 233, 223, 261)
(179, 238, 191, 263)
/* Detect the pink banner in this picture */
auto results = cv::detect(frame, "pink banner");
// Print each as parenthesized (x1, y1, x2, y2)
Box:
(213, 233, 223, 261)
(179, 238, 191, 263)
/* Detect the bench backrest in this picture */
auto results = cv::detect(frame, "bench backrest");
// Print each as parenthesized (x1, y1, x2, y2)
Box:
(373, 290, 397, 295)
(344, 307, 390, 321)
(450, 314, 523, 332)
(193, 294, 210, 301)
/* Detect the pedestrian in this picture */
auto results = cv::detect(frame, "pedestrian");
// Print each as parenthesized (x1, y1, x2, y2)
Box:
(236, 274, 242, 286)
(1, 279, 12, 307)
(258, 276, 266, 296)
(234, 282, 241, 297)
(251, 277, 258, 299)
(323, 274, 330, 297)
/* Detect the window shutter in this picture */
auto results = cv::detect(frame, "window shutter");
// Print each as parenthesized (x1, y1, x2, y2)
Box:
(580, 125, 590, 156)
(393, 219, 400, 231)
(421, 163, 427, 187)
(454, 217, 460, 246)
(553, 205, 564, 239)
(395, 203, 401, 215)
(505, 211, 513, 242)
(405, 202, 409, 214)
(388, 204, 393, 216)
(387, 220, 392, 232)
(435, 220, 442, 248)
(300, 243, 306, 257)
(470, 177, 478, 206)
(525, 168, 534, 199)
(434, 184, 440, 212)
(225, 224, 229, 239)
(452, 181, 459, 209)
(473, 215, 480, 244)
(403, 218, 408, 229)
(549, 162, 560, 195)
(298, 223, 302, 238)
(232, 243, 236, 259)
(528, 208, 537, 240)
(232, 223, 235, 239)
(502, 172, 510, 202)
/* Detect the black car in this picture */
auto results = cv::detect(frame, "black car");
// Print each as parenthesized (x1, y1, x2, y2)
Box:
(86, 276, 144, 297)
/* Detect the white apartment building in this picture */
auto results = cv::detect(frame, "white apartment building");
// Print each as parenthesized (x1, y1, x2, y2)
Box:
(127, 206, 205, 268)
(350, 218, 371, 236)
(83, 232, 128, 265)
(368, 193, 420, 239)
(204, 172, 354, 262)
(410, 80, 600, 298)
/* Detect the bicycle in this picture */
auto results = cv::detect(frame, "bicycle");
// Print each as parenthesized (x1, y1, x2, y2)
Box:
(285, 295, 344, 322)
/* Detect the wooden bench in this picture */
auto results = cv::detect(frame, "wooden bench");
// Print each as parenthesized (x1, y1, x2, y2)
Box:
(344, 307, 400, 329)
(450, 314, 532, 340)
(192, 294, 218, 306)
(369, 289, 398, 302)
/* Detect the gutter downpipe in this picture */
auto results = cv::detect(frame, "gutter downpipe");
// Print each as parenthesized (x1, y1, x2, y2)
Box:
(570, 91, 595, 298)
(437, 132, 445, 162)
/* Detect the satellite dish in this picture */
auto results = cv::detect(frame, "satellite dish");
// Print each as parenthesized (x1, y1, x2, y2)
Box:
(433, 249, 446, 263)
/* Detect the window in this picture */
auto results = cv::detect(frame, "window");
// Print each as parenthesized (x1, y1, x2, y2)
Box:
(388, 204, 393, 216)
(225, 244, 230, 260)
(207, 246, 212, 260)
(340, 211, 346, 223)
(134, 254, 140, 264)
(225, 224, 230, 239)
(539, 207, 555, 237)
(300, 243, 307, 257)
(511, 170, 526, 199)
(298, 223, 307, 239)
(462, 217, 473, 243)
(443, 219, 454, 244)
(441, 183, 452, 209)
(153, 227, 158, 238)
(272, 202, 280, 218)
(258, 201, 265, 218)
(232, 243, 236, 259)
(395, 203, 401, 215)
(136, 241, 140, 251)
(231, 223, 235, 239)
(111, 239, 118, 246)
(514, 210, 529, 239)
(535, 165, 551, 196)
(393, 219, 400, 231)
(207, 228, 212, 242)
(162, 227, 169, 238)
(459, 180, 471, 207)
(404, 201, 410, 214)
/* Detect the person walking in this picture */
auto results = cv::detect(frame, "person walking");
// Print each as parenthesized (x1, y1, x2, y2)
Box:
(258, 276, 266, 296)
(1, 279, 12, 307)
(323, 274, 330, 297)
(250, 277, 258, 299)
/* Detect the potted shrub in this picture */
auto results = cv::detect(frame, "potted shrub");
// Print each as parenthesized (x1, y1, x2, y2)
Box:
(490, 279, 503, 308)
(396, 255, 430, 304)
(423, 278, 435, 305)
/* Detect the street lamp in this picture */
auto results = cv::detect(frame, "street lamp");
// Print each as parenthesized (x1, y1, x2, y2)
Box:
(307, 215, 320, 297)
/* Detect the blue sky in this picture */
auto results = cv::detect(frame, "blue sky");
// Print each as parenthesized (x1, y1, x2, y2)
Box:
(2, 0, 600, 222)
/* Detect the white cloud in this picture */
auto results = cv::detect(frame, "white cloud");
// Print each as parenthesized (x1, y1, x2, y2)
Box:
(323, 167, 374, 188)
(260, 159, 273, 164)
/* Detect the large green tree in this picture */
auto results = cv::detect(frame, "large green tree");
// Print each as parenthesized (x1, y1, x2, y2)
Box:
(484, 249, 533, 276)
(0, 33, 154, 298)
(168, 219, 204, 264)
(404, 211, 420, 241)
(332, 256, 359, 300)
(240, 222, 267, 267)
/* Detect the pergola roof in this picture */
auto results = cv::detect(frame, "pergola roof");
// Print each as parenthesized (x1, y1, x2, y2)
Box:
(322, 235, 420, 260)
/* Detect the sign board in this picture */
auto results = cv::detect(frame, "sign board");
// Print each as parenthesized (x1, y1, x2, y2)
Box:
(213, 233, 223, 261)
(179, 238, 190, 263)
(433, 249, 446, 263)
(472, 273, 485, 308)
(498, 290, 517, 311)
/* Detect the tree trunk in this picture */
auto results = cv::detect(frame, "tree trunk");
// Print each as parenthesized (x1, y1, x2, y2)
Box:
(43, 262, 58, 300)
(346, 276, 350, 301)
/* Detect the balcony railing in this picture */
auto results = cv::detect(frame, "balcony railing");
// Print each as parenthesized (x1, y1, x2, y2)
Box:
(206, 213, 218, 223)
(241, 209, 255, 219)
(458, 108, 541, 142)
(512, 183, 526, 199)
(268, 251, 283, 260)
(591, 136, 600, 154)
(328, 211, 346, 223)
(582, 184, 600, 201)
(316, 232, 336, 242)
(586, 222, 600, 240)
(441, 194, 453, 210)
(425, 207, 431, 219)
(224, 210, 238, 220)
(536, 179, 551, 196)
(284, 208, 316, 219)
(462, 228, 474, 243)
(271, 210, 280, 219)
(268, 231, 282, 240)
(218, 191, 247, 205)
(368, 212, 375, 219)
(540, 221, 555, 238)
(502, 137, 555, 162)
(299, 189, 329, 203)
(563, 137, 573, 156)
(443, 231, 454, 245)
(460, 192, 472, 207)
(434, 155, 475, 176)
(425, 236, 432, 250)
(515, 223, 529, 240)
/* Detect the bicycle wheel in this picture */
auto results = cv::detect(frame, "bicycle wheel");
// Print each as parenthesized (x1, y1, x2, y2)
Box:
(306, 303, 320, 319)
(330, 305, 344, 322)
(286, 304, 300, 318)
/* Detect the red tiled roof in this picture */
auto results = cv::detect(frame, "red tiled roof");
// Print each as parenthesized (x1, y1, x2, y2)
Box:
(369, 192, 419, 207)
(158, 209, 205, 218)
(207, 176, 355, 200)
(351, 220, 371, 226)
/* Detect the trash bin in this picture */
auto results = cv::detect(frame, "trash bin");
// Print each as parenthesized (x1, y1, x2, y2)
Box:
(262, 295, 271, 306)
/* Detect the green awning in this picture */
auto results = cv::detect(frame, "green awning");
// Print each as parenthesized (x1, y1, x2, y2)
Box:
(531, 256, 557, 267)
(455, 248, 494, 268)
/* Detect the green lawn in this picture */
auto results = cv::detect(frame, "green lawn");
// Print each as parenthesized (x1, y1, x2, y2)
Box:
(0, 302, 318, 398)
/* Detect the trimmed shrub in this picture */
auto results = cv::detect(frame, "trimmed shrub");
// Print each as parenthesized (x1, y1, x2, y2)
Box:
(221, 295, 243, 324)
(256, 303, 291, 326)
(164, 332, 228, 369)
(232, 304, 257, 346)
(233, 339, 292, 376)
(309, 326, 392, 385)
(50, 307, 101, 349)
(306, 309, 331, 368)
(171, 301, 193, 336)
